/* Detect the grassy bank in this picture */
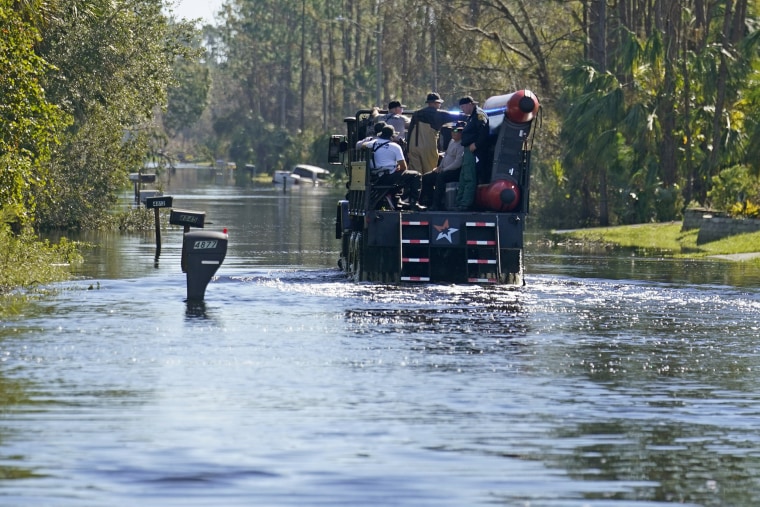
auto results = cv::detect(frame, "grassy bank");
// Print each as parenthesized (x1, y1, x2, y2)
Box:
(551, 222, 760, 261)
(0, 207, 162, 304)
(0, 227, 83, 299)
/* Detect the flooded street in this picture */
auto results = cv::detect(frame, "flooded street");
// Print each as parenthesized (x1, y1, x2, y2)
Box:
(2, 169, 760, 506)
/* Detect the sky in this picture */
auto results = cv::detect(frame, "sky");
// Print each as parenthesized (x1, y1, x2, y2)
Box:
(167, 0, 224, 25)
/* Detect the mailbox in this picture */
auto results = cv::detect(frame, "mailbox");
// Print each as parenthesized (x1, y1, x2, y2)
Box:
(173, 209, 207, 273)
(170, 209, 205, 228)
(146, 196, 173, 209)
(129, 173, 157, 183)
(182, 230, 228, 301)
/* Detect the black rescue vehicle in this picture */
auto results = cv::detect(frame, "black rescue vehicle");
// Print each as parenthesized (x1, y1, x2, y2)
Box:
(329, 90, 540, 285)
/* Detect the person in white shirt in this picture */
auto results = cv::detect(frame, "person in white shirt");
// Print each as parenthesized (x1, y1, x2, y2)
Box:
(363, 125, 424, 210)
(356, 121, 386, 149)
(419, 121, 465, 209)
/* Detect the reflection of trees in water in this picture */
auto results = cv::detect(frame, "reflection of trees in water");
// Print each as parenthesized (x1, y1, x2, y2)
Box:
(543, 411, 760, 504)
(515, 277, 760, 504)
(528, 241, 760, 287)
(0, 374, 32, 407)
(531, 277, 760, 386)
(0, 375, 46, 480)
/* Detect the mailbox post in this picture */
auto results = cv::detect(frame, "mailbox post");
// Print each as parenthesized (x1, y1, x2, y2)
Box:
(129, 171, 157, 205)
(145, 195, 173, 263)
(182, 230, 228, 301)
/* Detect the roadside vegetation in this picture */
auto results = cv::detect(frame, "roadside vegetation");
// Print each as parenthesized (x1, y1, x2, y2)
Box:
(0, 226, 82, 296)
(552, 223, 760, 263)
(1, 1, 197, 290)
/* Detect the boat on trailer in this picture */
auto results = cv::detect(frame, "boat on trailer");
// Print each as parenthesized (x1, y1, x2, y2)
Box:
(329, 90, 540, 285)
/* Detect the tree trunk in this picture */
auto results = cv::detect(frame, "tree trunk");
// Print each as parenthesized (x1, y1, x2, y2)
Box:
(589, 0, 607, 225)
(659, 0, 680, 188)
(299, 0, 305, 131)
(599, 166, 609, 226)
(707, 0, 734, 185)
(681, 8, 694, 205)
(588, 0, 607, 71)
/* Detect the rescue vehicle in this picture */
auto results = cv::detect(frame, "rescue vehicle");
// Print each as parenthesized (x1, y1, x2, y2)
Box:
(329, 90, 540, 284)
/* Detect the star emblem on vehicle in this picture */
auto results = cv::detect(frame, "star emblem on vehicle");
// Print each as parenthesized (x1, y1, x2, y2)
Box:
(433, 219, 458, 243)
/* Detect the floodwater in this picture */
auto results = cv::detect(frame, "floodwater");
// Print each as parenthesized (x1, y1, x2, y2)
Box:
(2, 168, 760, 506)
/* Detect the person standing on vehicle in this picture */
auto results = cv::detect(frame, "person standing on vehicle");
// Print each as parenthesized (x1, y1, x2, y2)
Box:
(406, 92, 461, 176)
(363, 125, 424, 210)
(382, 100, 408, 145)
(456, 96, 490, 211)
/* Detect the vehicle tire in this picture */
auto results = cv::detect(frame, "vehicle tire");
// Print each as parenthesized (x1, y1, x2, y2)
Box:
(353, 232, 362, 281)
(347, 231, 356, 273)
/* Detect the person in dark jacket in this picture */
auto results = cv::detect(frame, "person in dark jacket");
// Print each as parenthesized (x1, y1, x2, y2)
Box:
(406, 92, 461, 176)
(456, 96, 490, 210)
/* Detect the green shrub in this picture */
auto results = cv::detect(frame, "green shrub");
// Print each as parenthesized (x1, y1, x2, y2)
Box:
(0, 226, 83, 294)
(708, 165, 760, 215)
(728, 201, 760, 218)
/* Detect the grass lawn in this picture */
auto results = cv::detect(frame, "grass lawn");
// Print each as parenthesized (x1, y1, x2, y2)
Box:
(552, 222, 760, 261)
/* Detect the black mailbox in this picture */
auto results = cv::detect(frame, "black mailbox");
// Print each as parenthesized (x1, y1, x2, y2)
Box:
(182, 230, 228, 301)
(146, 196, 173, 209)
(173, 210, 207, 273)
(129, 172, 157, 183)
(170, 209, 205, 228)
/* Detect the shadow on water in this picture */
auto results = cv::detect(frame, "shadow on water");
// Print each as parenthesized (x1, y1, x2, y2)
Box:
(184, 301, 209, 320)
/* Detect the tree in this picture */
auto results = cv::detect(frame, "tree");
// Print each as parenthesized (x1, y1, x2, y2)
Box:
(163, 57, 211, 142)
(0, 1, 69, 226)
(162, 0, 760, 228)
(33, 0, 199, 229)
(556, 0, 760, 226)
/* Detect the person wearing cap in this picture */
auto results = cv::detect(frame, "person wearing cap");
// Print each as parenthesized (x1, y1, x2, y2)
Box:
(456, 95, 490, 211)
(406, 92, 462, 177)
(362, 125, 424, 210)
(381, 100, 408, 143)
(419, 121, 465, 209)
(356, 121, 386, 149)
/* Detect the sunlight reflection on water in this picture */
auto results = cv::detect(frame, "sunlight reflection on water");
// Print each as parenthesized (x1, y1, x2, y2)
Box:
(3, 266, 760, 505)
(3, 179, 760, 505)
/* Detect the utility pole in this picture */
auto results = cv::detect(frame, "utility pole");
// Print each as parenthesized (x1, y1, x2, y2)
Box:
(375, 24, 382, 107)
(300, 0, 306, 131)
